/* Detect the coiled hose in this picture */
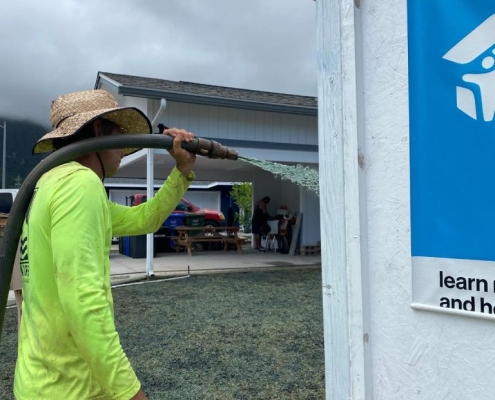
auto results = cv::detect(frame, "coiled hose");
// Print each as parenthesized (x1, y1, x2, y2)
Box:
(0, 134, 238, 340)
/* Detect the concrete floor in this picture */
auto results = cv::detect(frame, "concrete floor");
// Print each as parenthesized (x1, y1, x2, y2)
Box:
(7, 245, 321, 306)
(111, 245, 321, 278)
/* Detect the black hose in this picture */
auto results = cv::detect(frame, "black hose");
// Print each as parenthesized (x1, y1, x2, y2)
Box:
(0, 134, 235, 340)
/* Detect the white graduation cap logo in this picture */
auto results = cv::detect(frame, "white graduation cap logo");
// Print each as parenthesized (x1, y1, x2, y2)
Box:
(443, 14, 495, 122)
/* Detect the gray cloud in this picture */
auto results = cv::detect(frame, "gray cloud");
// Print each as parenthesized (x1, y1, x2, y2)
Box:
(0, 0, 316, 125)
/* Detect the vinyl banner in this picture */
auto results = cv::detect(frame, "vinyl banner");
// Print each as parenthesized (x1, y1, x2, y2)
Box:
(408, 1, 495, 319)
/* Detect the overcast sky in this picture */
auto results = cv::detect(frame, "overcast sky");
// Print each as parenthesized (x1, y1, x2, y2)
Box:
(0, 0, 316, 126)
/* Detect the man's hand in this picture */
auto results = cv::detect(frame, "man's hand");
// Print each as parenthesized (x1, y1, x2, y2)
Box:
(163, 128, 196, 177)
(130, 388, 148, 400)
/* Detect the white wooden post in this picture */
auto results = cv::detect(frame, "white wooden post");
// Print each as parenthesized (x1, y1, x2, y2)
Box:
(146, 99, 167, 277)
(145, 148, 155, 277)
(317, 0, 371, 398)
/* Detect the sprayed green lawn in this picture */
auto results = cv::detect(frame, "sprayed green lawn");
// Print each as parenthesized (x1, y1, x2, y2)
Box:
(1, 268, 324, 399)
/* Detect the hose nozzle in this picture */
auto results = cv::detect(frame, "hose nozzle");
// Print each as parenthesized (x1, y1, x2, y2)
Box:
(193, 138, 238, 160)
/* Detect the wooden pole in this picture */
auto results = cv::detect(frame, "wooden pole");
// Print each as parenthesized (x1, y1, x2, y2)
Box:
(317, 0, 371, 398)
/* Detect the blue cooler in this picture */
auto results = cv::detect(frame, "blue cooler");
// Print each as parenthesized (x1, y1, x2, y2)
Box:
(163, 213, 186, 247)
(122, 236, 131, 257)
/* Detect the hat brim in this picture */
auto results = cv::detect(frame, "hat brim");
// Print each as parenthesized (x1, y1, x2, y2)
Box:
(33, 107, 152, 156)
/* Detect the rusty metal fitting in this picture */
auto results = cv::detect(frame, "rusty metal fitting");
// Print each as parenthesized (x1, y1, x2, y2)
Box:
(195, 138, 238, 160)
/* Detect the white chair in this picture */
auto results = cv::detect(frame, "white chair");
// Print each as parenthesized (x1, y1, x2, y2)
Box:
(267, 220, 279, 233)
(265, 221, 279, 253)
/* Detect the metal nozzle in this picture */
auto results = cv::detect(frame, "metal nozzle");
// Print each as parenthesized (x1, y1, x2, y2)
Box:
(194, 138, 238, 160)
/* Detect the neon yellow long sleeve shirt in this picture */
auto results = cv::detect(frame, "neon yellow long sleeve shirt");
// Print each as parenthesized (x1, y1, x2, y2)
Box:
(14, 161, 193, 400)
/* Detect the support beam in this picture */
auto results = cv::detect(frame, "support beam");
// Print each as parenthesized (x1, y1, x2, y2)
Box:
(146, 99, 167, 277)
(0, 121, 6, 189)
(317, 0, 371, 398)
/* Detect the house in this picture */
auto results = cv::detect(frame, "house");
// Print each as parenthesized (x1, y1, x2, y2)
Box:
(94, 71, 320, 246)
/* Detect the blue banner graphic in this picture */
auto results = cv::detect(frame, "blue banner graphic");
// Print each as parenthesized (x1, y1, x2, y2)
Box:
(409, 0, 495, 262)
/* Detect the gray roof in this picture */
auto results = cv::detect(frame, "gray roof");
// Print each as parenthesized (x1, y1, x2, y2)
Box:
(97, 72, 317, 114)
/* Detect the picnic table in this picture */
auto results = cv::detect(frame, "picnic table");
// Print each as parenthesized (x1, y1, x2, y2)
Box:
(175, 226, 244, 256)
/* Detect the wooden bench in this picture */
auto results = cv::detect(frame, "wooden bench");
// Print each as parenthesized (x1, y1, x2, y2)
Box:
(176, 226, 243, 256)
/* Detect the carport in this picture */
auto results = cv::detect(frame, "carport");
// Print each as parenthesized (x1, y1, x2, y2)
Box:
(95, 72, 320, 275)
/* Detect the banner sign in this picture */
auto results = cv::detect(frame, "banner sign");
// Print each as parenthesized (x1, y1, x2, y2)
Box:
(408, 1, 495, 318)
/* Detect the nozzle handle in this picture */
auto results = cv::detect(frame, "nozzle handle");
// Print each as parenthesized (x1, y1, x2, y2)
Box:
(192, 138, 238, 160)
(157, 125, 238, 160)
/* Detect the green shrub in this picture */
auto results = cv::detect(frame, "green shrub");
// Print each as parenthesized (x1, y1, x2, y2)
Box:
(230, 183, 252, 232)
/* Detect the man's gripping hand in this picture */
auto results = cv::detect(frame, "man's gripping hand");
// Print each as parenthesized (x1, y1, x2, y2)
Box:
(163, 127, 196, 177)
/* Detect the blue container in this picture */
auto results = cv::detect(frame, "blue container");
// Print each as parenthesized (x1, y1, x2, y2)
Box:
(163, 213, 186, 247)
(123, 236, 131, 257)
(121, 235, 156, 258)
(164, 213, 185, 229)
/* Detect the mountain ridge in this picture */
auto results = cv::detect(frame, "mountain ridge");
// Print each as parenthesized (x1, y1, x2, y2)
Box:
(0, 118, 48, 188)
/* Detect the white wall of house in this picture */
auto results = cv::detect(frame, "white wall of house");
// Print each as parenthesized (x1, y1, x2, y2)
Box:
(98, 80, 152, 120)
(183, 191, 221, 211)
(150, 99, 318, 146)
(250, 170, 320, 245)
(321, 0, 495, 398)
(98, 80, 117, 96)
(361, 2, 475, 398)
(252, 171, 300, 215)
(300, 188, 320, 246)
(121, 96, 150, 118)
(108, 188, 221, 212)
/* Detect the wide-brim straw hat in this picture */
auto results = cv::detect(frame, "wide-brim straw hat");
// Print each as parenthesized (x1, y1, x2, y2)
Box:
(33, 89, 152, 156)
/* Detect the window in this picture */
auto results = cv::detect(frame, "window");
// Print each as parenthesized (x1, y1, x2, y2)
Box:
(175, 202, 188, 211)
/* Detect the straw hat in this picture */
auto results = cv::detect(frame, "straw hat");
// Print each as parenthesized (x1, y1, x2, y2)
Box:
(33, 89, 152, 156)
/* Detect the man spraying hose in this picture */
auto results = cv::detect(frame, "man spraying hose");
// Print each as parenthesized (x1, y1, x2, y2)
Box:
(13, 89, 196, 400)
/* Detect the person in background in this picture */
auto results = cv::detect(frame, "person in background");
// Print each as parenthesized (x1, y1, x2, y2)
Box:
(14, 89, 196, 400)
(251, 196, 274, 250)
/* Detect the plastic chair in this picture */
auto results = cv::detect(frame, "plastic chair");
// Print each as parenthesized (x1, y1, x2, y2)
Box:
(265, 221, 279, 253)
